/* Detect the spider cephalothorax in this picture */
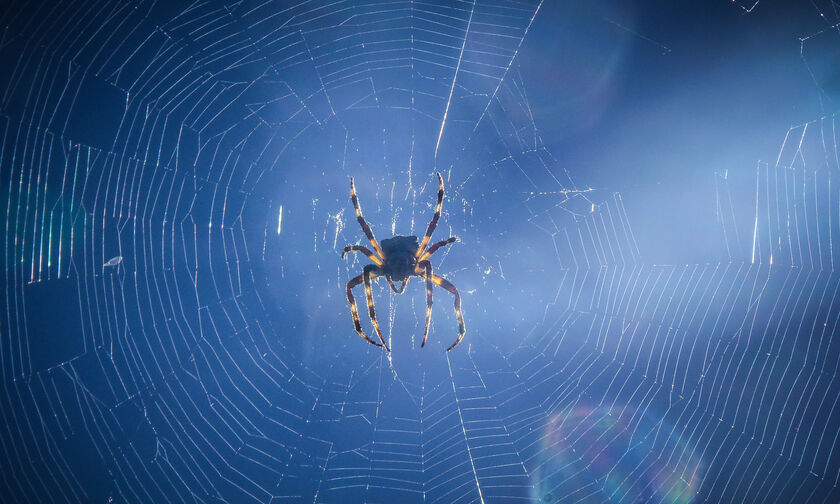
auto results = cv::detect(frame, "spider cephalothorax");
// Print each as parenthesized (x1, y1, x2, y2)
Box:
(342, 174, 464, 352)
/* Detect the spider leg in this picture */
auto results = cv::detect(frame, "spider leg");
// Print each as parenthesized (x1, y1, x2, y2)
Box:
(363, 264, 390, 351)
(346, 269, 383, 348)
(417, 261, 434, 347)
(386, 277, 409, 294)
(416, 173, 444, 258)
(431, 274, 465, 351)
(350, 177, 386, 260)
(418, 236, 457, 262)
(342, 245, 383, 266)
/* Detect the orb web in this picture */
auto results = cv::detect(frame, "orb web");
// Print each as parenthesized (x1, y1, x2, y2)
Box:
(1, 1, 840, 504)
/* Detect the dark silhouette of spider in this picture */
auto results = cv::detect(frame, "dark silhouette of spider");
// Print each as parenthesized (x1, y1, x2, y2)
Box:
(342, 173, 465, 352)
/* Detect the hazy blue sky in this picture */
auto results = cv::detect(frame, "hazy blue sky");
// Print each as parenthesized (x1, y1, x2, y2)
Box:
(520, 1, 833, 262)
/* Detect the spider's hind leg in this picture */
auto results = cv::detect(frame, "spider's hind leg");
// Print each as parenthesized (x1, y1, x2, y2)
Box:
(386, 277, 408, 294)
(347, 268, 384, 349)
(362, 264, 390, 351)
(417, 261, 434, 347)
(431, 274, 465, 351)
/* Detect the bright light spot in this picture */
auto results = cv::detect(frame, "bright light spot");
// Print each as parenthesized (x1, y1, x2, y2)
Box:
(104, 256, 123, 267)
(277, 205, 283, 235)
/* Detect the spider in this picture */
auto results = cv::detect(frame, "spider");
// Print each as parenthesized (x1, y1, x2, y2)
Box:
(342, 173, 465, 352)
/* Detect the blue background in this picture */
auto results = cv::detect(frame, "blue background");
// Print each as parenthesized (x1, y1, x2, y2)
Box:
(2, 1, 840, 503)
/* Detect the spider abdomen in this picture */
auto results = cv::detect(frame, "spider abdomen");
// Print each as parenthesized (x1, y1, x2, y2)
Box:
(380, 235, 419, 280)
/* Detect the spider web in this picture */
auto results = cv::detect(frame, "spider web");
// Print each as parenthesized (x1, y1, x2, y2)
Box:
(2, 1, 840, 503)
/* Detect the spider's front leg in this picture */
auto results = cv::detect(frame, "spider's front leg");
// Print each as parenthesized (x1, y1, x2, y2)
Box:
(342, 245, 382, 266)
(419, 236, 457, 262)
(346, 266, 384, 349)
(350, 178, 386, 260)
(416, 173, 444, 258)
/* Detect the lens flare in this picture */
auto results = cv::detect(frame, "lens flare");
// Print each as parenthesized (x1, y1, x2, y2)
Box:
(532, 405, 704, 504)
